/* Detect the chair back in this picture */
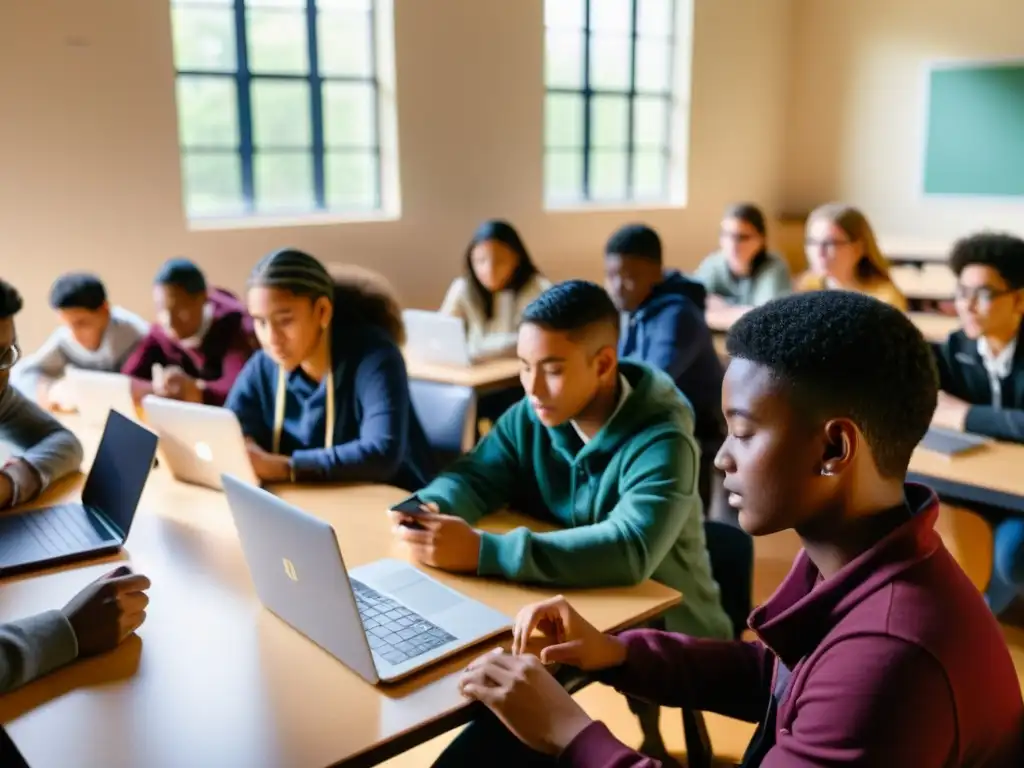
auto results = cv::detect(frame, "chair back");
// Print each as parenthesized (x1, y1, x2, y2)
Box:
(703, 520, 754, 639)
(408, 380, 477, 467)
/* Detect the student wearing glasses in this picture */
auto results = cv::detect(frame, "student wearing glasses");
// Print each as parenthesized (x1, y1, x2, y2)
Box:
(930, 232, 1024, 618)
(695, 203, 792, 309)
(796, 203, 907, 310)
(0, 280, 83, 511)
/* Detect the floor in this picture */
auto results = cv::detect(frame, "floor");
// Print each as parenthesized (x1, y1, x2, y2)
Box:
(382, 520, 1024, 767)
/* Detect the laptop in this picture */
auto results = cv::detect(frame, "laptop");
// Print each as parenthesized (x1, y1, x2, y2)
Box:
(0, 410, 158, 576)
(221, 475, 510, 683)
(919, 427, 990, 456)
(64, 369, 137, 426)
(142, 396, 258, 490)
(402, 310, 472, 367)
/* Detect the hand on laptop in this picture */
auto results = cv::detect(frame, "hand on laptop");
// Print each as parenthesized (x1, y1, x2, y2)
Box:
(160, 367, 203, 403)
(0, 458, 43, 508)
(245, 443, 291, 482)
(510, 595, 628, 671)
(61, 565, 152, 657)
(459, 648, 593, 755)
(932, 391, 970, 432)
(389, 504, 481, 572)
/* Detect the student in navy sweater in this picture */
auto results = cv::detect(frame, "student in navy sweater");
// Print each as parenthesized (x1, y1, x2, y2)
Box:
(931, 232, 1024, 617)
(123, 259, 256, 407)
(435, 292, 1024, 768)
(225, 249, 435, 490)
(604, 224, 726, 517)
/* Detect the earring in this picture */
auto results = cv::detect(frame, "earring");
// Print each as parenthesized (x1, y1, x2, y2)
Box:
(820, 466, 834, 477)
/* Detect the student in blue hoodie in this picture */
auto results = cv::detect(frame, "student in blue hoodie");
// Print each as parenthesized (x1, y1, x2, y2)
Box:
(604, 224, 727, 518)
(225, 250, 435, 491)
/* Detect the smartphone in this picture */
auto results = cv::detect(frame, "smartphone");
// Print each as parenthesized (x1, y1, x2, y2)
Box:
(389, 494, 427, 529)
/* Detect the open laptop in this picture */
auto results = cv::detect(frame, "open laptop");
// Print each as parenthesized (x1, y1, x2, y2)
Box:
(64, 369, 137, 426)
(0, 410, 158, 576)
(142, 396, 258, 490)
(221, 474, 510, 683)
(919, 427, 990, 456)
(402, 310, 472, 367)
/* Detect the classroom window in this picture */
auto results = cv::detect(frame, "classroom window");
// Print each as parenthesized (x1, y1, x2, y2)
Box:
(170, 0, 384, 219)
(545, 0, 686, 207)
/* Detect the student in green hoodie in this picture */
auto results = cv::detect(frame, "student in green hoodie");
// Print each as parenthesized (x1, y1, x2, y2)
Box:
(388, 280, 731, 763)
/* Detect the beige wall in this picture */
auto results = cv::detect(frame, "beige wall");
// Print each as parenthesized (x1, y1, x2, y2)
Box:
(0, 0, 793, 350)
(784, 0, 1024, 252)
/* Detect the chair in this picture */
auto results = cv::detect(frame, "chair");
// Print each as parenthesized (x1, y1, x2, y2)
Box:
(681, 520, 755, 768)
(408, 380, 477, 468)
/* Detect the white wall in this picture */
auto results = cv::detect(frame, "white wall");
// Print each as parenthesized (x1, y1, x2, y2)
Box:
(0, 0, 793, 350)
(784, 0, 1024, 251)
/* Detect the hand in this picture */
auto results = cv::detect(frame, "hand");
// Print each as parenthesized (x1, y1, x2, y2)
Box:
(61, 565, 152, 657)
(0, 472, 12, 509)
(390, 506, 481, 572)
(512, 595, 627, 671)
(246, 443, 292, 482)
(704, 294, 730, 312)
(932, 391, 970, 431)
(46, 378, 77, 412)
(459, 649, 593, 755)
(162, 368, 202, 403)
(1, 459, 43, 507)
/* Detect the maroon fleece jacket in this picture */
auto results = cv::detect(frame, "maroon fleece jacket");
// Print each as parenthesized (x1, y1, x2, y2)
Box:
(562, 484, 1024, 767)
(121, 288, 256, 407)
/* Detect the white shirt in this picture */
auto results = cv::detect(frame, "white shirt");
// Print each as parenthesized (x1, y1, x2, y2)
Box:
(571, 375, 633, 445)
(977, 336, 1017, 409)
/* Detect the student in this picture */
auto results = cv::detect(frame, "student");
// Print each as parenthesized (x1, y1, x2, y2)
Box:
(12, 273, 148, 409)
(435, 291, 1024, 768)
(225, 250, 435, 491)
(122, 259, 256, 407)
(930, 232, 1024, 617)
(440, 219, 551, 361)
(0, 566, 150, 693)
(695, 202, 791, 308)
(604, 224, 727, 516)
(796, 202, 908, 310)
(0, 280, 83, 510)
(390, 280, 731, 763)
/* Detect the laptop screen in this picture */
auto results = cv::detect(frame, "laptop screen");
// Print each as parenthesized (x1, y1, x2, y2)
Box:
(81, 410, 159, 539)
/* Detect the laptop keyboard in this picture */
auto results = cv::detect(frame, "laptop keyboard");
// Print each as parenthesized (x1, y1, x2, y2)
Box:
(351, 579, 456, 666)
(0, 505, 112, 563)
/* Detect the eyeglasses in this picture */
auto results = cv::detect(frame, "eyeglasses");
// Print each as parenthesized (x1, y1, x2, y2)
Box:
(0, 343, 21, 371)
(955, 284, 1015, 308)
(805, 238, 852, 252)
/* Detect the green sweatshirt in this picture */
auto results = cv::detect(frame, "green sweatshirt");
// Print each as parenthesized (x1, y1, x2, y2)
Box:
(417, 361, 732, 639)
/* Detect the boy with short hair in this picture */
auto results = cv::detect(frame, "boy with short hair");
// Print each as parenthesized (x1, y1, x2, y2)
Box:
(122, 258, 256, 406)
(437, 291, 1024, 767)
(931, 232, 1024, 617)
(12, 273, 148, 408)
(0, 279, 83, 510)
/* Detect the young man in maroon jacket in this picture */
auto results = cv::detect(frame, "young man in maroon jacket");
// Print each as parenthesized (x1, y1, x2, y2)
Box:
(435, 291, 1024, 767)
(122, 259, 256, 407)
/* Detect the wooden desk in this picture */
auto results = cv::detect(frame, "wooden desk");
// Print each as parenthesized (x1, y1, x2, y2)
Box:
(706, 308, 957, 344)
(909, 438, 1024, 514)
(404, 356, 521, 392)
(0, 473, 679, 767)
(891, 265, 956, 301)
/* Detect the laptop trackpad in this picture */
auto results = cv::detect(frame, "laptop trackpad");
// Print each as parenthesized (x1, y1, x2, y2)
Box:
(380, 572, 463, 616)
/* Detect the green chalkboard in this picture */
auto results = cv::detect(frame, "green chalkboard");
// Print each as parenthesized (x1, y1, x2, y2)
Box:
(924, 62, 1024, 196)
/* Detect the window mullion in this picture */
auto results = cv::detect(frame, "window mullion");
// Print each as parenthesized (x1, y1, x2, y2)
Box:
(306, 0, 326, 210)
(234, 0, 255, 212)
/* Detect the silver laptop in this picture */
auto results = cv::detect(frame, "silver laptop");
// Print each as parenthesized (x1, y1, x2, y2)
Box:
(64, 369, 137, 426)
(143, 396, 258, 489)
(919, 427, 990, 456)
(221, 475, 510, 683)
(402, 309, 472, 367)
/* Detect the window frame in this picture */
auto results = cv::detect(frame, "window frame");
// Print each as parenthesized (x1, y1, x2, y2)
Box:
(544, 0, 679, 206)
(172, 0, 384, 218)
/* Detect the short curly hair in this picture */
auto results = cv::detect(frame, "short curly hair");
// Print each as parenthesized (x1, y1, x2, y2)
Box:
(949, 232, 1024, 290)
(726, 291, 937, 478)
(521, 280, 619, 338)
(0, 279, 24, 320)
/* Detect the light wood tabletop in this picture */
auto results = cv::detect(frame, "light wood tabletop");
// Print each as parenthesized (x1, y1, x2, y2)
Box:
(706, 307, 958, 344)
(0, 443, 679, 767)
(404, 355, 521, 392)
(910, 438, 1024, 513)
